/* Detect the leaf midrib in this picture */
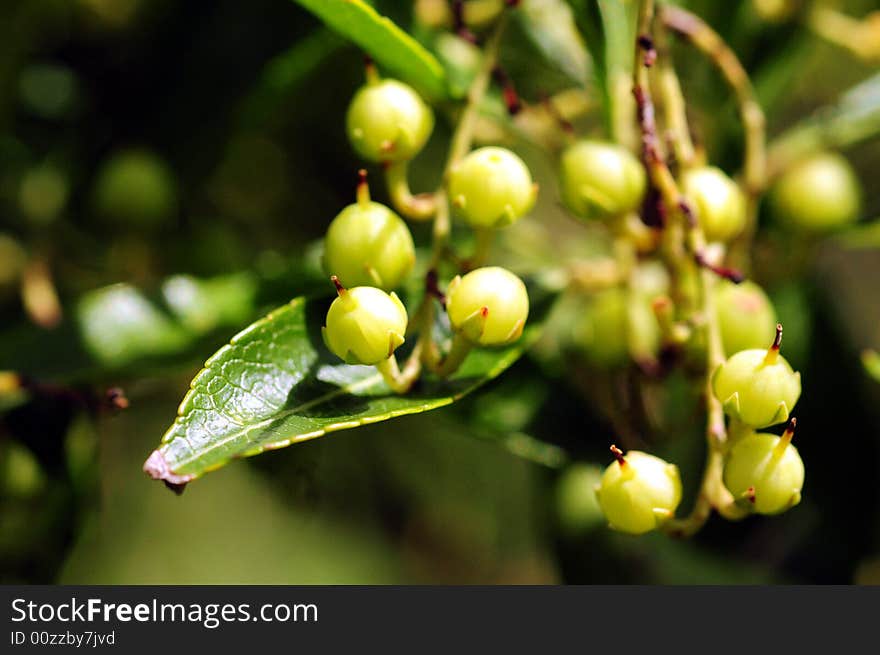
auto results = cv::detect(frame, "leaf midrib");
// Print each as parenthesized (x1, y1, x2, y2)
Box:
(162, 370, 385, 471)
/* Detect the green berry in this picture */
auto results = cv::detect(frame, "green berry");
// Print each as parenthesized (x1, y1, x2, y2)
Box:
(322, 279, 408, 366)
(446, 266, 529, 346)
(92, 149, 178, 227)
(346, 77, 434, 163)
(462, 0, 505, 29)
(770, 152, 862, 233)
(559, 140, 646, 221)
(573, 287, 661, 369)
(595, 446, 682, 535)
(448, 147, 537, 228)
(682, 166, 746, 242)
(323, 172, 415, 290)
(712, 325, 801, 428)
(574, 289, 628, 368)
(555, 463, 605, 537)
(715, 279, 777, 356)
(723, 419, 804, 515)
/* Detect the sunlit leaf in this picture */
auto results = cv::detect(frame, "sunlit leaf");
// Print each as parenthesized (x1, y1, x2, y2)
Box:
(144, 296, 540, 489)
(292, 0, 447, 100)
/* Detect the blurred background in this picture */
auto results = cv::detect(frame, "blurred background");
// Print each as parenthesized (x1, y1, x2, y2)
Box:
(0, 0, 879, 584)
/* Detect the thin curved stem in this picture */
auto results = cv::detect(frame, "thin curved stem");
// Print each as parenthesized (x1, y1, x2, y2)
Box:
(384, 161, 437, 221)
(375, 350, 423, 394)
(659, 5, 766, 269)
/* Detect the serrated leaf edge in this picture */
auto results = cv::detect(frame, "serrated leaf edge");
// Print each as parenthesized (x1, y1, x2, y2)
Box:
(145, 298, 534, 486)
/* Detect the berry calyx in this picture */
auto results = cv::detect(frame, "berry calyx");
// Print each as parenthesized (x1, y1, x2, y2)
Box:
(682, 166, 747, 242)
(445, 266, 529, 346)
(322, 170, 416, 290)
(595, 445, 682, 535)
(448, 147, 537, 228)
(723, 418, 805, 515)
(770, 152, 862, 233)
(714, 279, 778, 356)
(346, 74, 434, 163)
(322, 277, 408, 366)
(559, 140, 646, 221)
(712, 324, 801, 428)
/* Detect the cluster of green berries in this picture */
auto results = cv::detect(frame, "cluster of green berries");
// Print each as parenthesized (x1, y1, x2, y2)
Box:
(712, 324, 804, 514)
(558, 140, 749, 243)
(554, 136, 809, 532)
(321, 73, 536, 380)
(594, 325, 804, 535)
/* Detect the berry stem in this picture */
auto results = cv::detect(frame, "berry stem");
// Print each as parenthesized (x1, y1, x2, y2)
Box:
(432, 332, 474, 378)
(375, 351, 422, 394)
(806, 6, 880, 64)
(610, 444, 626, 466)
(384, 161, 437, 221)
(364, 56, 379, 85)
(468, 228, 495, 271)
(655, 21, 696, 169)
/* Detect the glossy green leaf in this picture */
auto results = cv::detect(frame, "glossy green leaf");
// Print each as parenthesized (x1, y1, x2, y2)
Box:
(144, 296, 539, 489)
(291, 0, 447, 100)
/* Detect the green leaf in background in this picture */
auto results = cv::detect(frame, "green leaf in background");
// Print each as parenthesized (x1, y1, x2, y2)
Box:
(0, 273, 262, 383)
(77, 273, 258, 369)
(292, 0, 447, 100)
(517, 0, 591, 88)
(144, 296, 539, 489)
(767, 72, 880, 175)
(564, 0, 633, 139)
(239, 28, 344, 128)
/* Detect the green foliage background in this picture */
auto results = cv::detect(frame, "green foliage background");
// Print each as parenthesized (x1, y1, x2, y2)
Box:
(1, 0, 879, 584)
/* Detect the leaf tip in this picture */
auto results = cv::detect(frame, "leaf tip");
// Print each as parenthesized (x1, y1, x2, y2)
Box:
(143, 449, 194, 494)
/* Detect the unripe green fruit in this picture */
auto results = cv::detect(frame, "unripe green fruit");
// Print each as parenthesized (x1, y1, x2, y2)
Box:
(322, 284, 408, 365)
(723, 425, 804, 515)
(446, 266, 529, 346)
(346, 78, 434, 163)
(448, 147, 537, 228)
(92, 149, 178, 227)
(573, 288, 661, 369)
(595, 448, 682, 535)
(752, 0, 797, 23)
(555, 463, 605, 537)
(682, 166, 746, 242)
(770, 152, 862, 233)
(323, 201, 415, 291)
(574, 290, 628, 368)
(462, 0, 505, 29)
(712, 329, 801, 428)
(559, 140, 646, 221)
(715, 280, 777, 356)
